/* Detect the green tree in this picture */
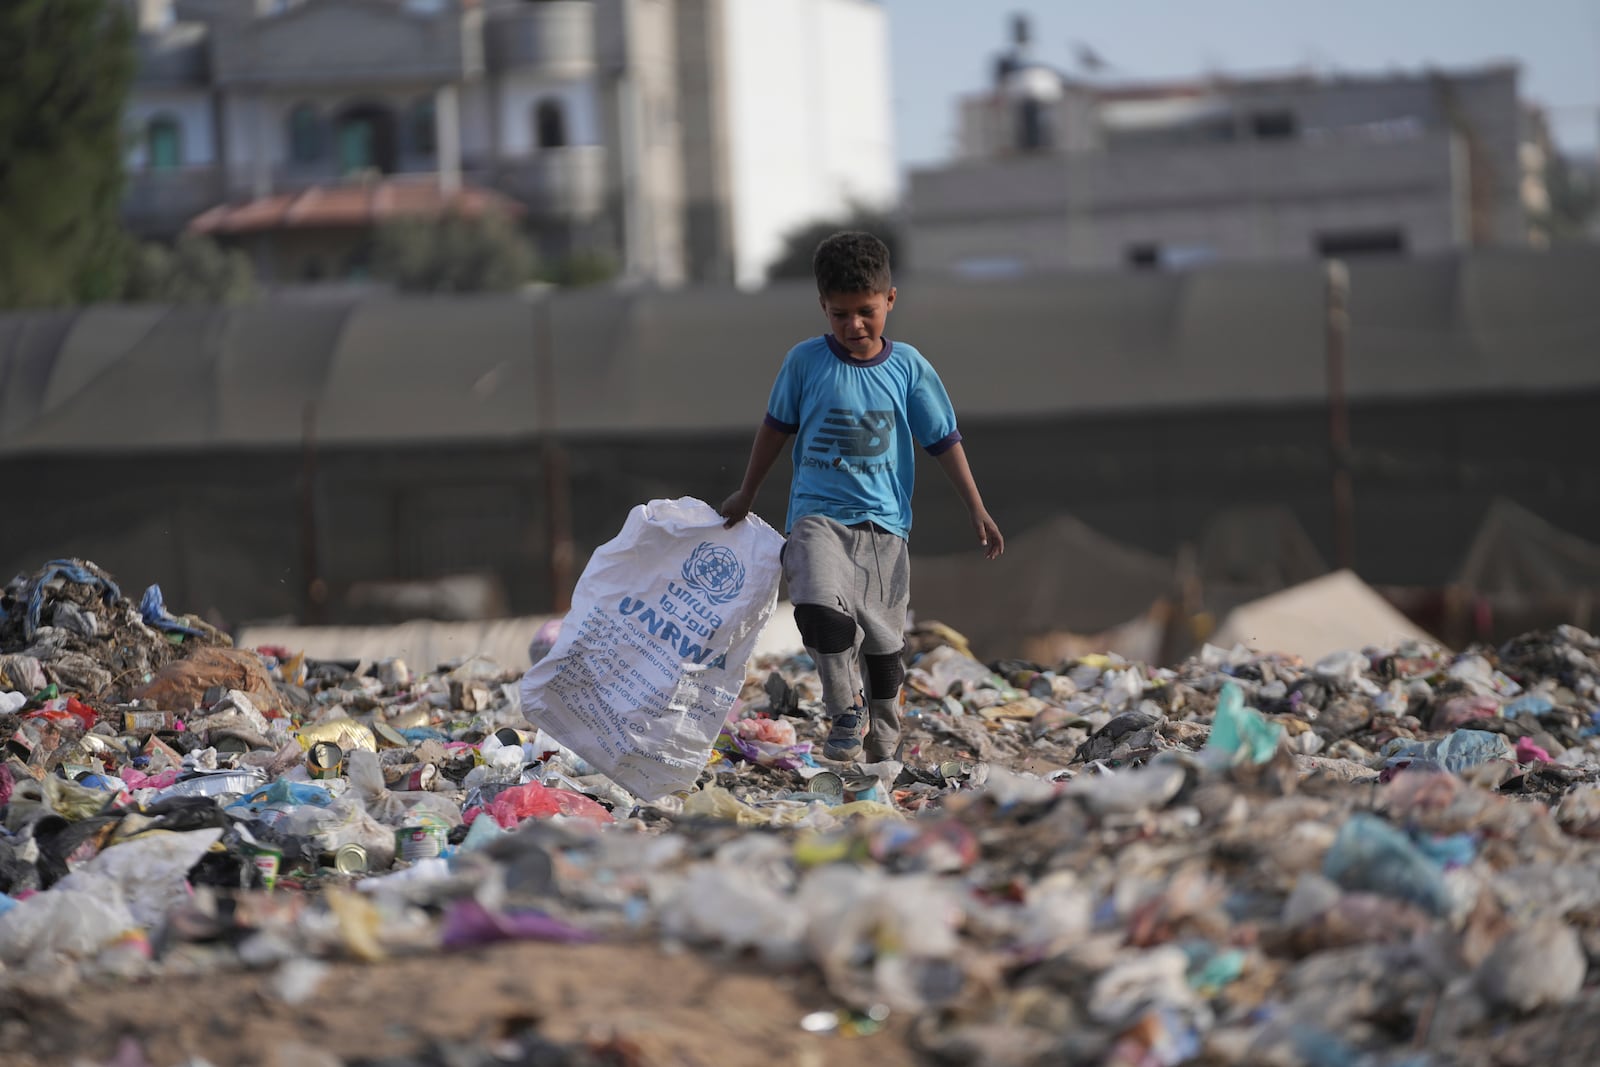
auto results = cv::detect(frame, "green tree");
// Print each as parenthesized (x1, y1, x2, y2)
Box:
(766, 209, 902, 283)
(0, 0, 136, 307)
(372, 215, 537, 293)
(122, 234, 256, 303)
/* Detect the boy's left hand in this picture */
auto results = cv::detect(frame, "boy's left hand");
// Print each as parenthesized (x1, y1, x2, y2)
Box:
(972, 509, 1004, 560)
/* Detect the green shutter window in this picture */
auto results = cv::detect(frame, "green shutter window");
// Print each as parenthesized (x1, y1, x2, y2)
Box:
(147, 117, 182, 170)
(340, 120, 374, 174)
(289, 105, 322, 164)
(411, 98, 436, 157)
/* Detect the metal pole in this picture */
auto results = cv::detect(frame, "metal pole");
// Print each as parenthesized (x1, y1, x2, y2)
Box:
(1325, 259, 1355, 571)
(536, 296, 575, 612)
(300, 400, 326, 624)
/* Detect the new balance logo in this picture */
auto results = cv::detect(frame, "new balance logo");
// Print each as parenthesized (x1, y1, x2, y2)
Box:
(807, 409, 893, 458)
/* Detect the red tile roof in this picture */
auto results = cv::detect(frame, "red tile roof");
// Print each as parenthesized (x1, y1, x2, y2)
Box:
(188, 177, 524, 235)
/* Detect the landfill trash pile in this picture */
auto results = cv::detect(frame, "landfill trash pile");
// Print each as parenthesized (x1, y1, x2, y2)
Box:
(4, 561, 1600, 1065)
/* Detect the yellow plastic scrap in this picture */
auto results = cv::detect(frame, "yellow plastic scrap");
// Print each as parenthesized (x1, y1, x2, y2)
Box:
(279, 651, 308, 687)
(818, 800, 902, 822)
(980, 697, 1050, 723)
(296, 717, 377, 753)
(919, 622, 975, 660)
(793, 832, 862, 867)
(43, 775, 111, 821)
(326, 888, 387, 962)
(682, 786, 773, 826)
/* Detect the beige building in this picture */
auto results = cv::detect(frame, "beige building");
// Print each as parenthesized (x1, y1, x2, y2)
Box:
(123, 0, 895, 287)
(908, 16, 1552, 276)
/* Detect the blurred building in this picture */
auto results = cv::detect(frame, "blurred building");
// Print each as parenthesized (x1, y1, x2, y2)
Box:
(908, 15, 1552, 276)
(120, 0, 894, 287)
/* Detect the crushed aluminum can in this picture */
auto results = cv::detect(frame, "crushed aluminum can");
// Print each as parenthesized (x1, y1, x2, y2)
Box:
(5, 728, 34, 761)
(306, 741, 345, 780)
(398, 763, 438, 792)
(395, 824, 447, 863)
(325, 843, 370, 875)
(123, 709, 176, 734)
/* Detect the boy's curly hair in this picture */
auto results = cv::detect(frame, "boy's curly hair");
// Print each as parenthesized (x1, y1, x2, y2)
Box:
(812, 231, 892, 295)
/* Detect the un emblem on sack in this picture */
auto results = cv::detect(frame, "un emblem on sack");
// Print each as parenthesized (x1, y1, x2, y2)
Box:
(682, 542, 746, 605)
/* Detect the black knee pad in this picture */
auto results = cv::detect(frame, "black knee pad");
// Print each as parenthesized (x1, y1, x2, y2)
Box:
(864, 649, 905, 701)
(794, 603, 856, 654)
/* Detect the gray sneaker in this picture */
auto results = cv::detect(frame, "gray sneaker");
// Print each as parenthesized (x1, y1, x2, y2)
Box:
(822, 706, 867, 762)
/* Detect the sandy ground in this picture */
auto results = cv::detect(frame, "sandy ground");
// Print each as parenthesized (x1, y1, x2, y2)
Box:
(0, 939, 920, 1067)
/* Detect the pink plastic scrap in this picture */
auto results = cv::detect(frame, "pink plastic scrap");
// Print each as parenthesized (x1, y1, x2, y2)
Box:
(463, 781, 614, 829)
(121, 768, 182, 791)
(1515, 736, 1553, 765)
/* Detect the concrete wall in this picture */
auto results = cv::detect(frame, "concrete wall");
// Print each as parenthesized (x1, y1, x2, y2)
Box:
(3, 389, 1595, 629)
(722, 0, 895, 287)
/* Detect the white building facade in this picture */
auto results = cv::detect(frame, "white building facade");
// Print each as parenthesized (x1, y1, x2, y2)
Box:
(908, 17, 1550, 277)
(122, 0, 896, 287)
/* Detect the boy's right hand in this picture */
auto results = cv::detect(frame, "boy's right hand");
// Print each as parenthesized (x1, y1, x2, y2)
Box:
(719, 490, 753, 527)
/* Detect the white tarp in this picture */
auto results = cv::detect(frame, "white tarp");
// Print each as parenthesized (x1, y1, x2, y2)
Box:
(1212, 570, 1439, 662)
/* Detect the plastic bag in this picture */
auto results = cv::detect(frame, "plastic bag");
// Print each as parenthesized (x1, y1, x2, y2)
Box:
(1380, 729, 1514, 775)
(465, 781, 613, 829)
(519, 497, 784, 800)
(1321, 813, 1452, 917)
(347, 749, 461, 828)
(1203, 683, 1283, 766)
(0, 884, 138, 968)
(286, 797, 397, 868)
(57, 829, 223, 929)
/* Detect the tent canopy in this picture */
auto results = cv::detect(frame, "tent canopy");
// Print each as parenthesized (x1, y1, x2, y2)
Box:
(911, 514, 1176, 658)
(1212, 570, 1439, 662)
(1456, 498, 1600, 600)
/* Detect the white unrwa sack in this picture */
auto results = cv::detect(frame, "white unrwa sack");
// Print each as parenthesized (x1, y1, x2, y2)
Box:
(519, 497, 784, 800)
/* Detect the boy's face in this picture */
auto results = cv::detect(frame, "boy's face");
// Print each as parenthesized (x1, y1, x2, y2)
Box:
(820, 288, 896, 360)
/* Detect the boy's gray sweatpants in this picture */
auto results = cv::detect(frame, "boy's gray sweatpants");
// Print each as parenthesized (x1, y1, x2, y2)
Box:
(787, 515, 915, 758)
(783, 515, 910, 656)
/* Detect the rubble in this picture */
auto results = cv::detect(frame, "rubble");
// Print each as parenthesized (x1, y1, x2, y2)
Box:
(4, 557, 1600, 1065)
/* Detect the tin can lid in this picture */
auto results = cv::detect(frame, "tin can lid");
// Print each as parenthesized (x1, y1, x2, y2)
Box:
(372, 722, 409, 749)
(334, 843, 370, 874)
(808, 771, 845, 799)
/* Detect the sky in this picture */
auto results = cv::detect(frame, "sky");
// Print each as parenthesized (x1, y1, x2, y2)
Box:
(880, 0, 1600, 172)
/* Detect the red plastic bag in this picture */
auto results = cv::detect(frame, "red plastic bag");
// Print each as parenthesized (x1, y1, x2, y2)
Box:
(465, 781, 614, 829)
(24, 697, 96, 731)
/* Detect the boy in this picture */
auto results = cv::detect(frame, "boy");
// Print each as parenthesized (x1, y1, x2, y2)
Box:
(719, 231, 1002, 763)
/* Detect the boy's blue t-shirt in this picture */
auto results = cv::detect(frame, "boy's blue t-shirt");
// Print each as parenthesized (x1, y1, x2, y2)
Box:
(764, 334, 962, 540)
